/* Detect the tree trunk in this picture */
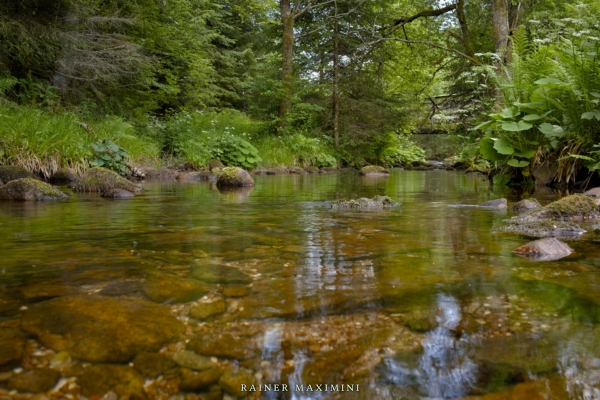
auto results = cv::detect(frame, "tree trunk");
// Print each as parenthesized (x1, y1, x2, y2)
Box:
(456, 0, 475, 58)
(491, 0, 509, 58)
(278, 0, 294, 133)
(332, 0, 340, 149)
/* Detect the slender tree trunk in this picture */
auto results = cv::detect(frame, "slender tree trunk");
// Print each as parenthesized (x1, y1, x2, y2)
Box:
(278, 0, 294, 133)
(491, 0, 509, 58)
(332, 0, 340, 149)
(456, 0, 475, 58)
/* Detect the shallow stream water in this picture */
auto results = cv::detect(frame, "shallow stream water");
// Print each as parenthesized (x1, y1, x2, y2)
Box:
(2, 170, 600, 399)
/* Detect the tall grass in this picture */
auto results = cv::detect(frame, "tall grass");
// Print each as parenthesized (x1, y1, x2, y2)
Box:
(0, 103, 160, 178)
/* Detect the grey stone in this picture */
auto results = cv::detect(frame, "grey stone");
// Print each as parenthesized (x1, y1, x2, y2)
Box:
(512, 237, 573, 261)
(101, 189, 134, 199)
(480, 198, 508, 209)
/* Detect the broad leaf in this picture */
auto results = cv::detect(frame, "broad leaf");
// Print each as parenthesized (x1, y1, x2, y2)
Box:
(513, 148, 536, 158)
(501, 120, 532, 132)
(473, 120, 495, 130)
(514, 101, 545, 111)
(539, 123, 564, 138)
(499, 107, 518, 119)
(581, 111, 600, 121)
(493, 138, 515, 155)
(480, 137, 505, 161)
(534, 77, 568, 88)
(507, 159, 529, 167)
(493, 174, 511, 186)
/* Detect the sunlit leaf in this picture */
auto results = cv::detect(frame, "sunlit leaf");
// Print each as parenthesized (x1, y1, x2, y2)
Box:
(507, 159, 529, 167)
(480, 137, 505, 161)
(494, 138, 515, 155)
(539, 123, 564, 138)
(501, 120, 532, 132)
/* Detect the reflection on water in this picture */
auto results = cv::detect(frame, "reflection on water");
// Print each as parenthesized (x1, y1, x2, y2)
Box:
(0, 170, 600, 399)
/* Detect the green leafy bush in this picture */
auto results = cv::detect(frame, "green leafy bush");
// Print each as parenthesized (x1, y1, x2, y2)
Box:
(377, 133, 425, 167)
(89, 140, 129, 175)
(254, 134, 336, 167)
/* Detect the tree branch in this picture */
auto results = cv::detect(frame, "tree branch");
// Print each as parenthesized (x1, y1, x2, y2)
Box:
(392, 4, 457, 27)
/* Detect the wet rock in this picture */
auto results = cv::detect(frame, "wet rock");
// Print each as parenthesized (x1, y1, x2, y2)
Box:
(176, 171, 210, 182)
(49, 168, 77, 184)
(216, 167, 254, 187)
(331, 195, 398, 209)
(584, 187, 600, 198)
(190, 265, 252, 285)
(7, 368, 60, 393)
(0, 178, 68, 201)
(288, 166, 305, 174)
(219, 366, 255, 398)
(533, 161, 558, 186)
(189, 298, 226, 320)
(178, 367, 222, 392)
(99, 280, 143, 296)
(319, 167, 338, 173)
(73, 167, 142, 193)
(101, 188, 134, 199)
(510, 198, 541, 212)
(512, 194, 599, 222)
(0, 329, 26, 369)
(80, 364, 145, 399)
(172, 350, 214, 371)
(133, 352, 176, 379)
(188, 333, 260, 360)
(222, 285, 250, 298)
(512, 237, 573, 261)
(144, 168, 178, 180)
(360, 166, 390, 176)
(49, 351, 72, 368)
(480, 198, 507, 209)
(304, 166, 319, 174)
(208, 159, 224, 170)
(143, 273, 210, 303)
(21, 295, 184, 363)
(253, 167, 288, 175)
(501, 220, 586, 238)
(17, 283, 81, 301)
(0, 166, 36, 183)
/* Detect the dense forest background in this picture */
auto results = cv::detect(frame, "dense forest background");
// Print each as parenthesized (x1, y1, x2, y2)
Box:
(0, 0, 599, 186)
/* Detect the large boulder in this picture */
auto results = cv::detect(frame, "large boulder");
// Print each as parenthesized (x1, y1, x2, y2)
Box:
(0, 166, 36, 183)
(510, 198, 541, 212)
(0, 178, 68, 201)
(512, 194, 599, 222)
(73, 167, 142, 193)
(512, 237, 573, 261)
(501, 220, 586, 238)
(142, 273, 211, 303)
(49, 167, 77, 184)
(21, 295, 184, 363)
(332, 195, 397, 209)
(216, 167, 254, 187)
(480, 198, 507, 209)
(360, 165, 390, 176)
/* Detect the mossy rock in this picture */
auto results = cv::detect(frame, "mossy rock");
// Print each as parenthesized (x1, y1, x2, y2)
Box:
(208, 159, 225, 171)
(500, 220, 586, 238)
(0, 178, 69, 201)
(101, 188, 134, 199)
(0, 328, 26, 369)
(216, 167, 254, 187)
(513, 194, 599, 222)
(80, 364, 145, 399)
(49, 167, 77, 183)
(332, 195, 398, 209)
(304, 166, 319, 174)
(0, 166, 36, 183)
(142, 272, 211, 304)
(8, 368, 60, 393)
(73, 167, 142, 193)
(360, 165, 390, 176)
(178, 367, 222, 392)
(133, 352, 176, 379)
(510, 198, 541, 212)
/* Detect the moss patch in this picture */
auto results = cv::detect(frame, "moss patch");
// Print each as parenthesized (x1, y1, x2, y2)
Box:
(73, 167, 142, 193)
(360, 165, 390, 175)
(500, 220, 586, 238)
(0, 166, 36, 183)
(216, 167, 254, 187)
(0, 178, 68, 201)
(514, 194, 599, 222)
(49, 167, 77, 183)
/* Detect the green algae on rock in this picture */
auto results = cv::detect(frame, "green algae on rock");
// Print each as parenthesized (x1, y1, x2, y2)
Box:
(513, 194, 599, 222)
(500, 220, 586, 238)
(21, 295, 184, 363)
(216, 167, 255, 187)
(143, 273, 211, 303)
(7, 368, 60, 393)
(178, 367, 222, 392)
(133, 352, 176, 379)
(0, 165, 36, 183)
(218, 366, 256, 398)
(73, 167, 142, 193)
(172, 350, 214, 371)
(49, 167, 77, 184)
(510, 198, 541, 212)
(0, 329, 26, 369)
(332, 195, 397, 209)
(189, 298, 226, 320)
(190, 264, 252, 285)
(0, 178, 68, 201)
(359, 165, 390, 176)
(80, 364, 145, 399)
(187, 333, 261, 360)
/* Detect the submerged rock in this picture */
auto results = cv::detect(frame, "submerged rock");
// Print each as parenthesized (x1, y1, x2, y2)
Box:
(0, 329, 26, 369)
(73, 167, 142, 193)
(187, 333, 261, 360)
(360, 165, 390, 176)
(219, 367, 256, 398)
(216, 167, 254, 187)
(80, 364, 145, 399)
(178, 367, 222, 392)
(7, 368, 60, 393)
(332, 195, 398, 209)
(501, 220, 586, 238)
(512, 237, 573, 261)
(0, 178, 68, 201)
(101, 188, 134, 199)
(190, 265, 252, 285)
(176, 171, 210, 182)
(21, 295, 184, 363)
(143, 273, 211, 304)
(49, 167, 77, 184)
(189, 298, 226, 320)
(512, 194, 599, 222)
(480, 198, 507, 209)
(133, 352, 176, 379)
(510, 198, 541, 212)
(0, 166, 36, 183)
(172, 350, 214, 371)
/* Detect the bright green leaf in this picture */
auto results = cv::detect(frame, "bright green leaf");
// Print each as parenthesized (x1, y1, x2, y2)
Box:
(539, 123, 564, 138)
(501, 120, 532, 132)
(513, 148, 536, 158)
(480, 137, 505, 161)
(534, 77, 568, 87)
(499, 107, 518, 119)
(473, 120, 495, 130)
(493, 174, 511, 186)
(507, 159, 529, 167)
(494, 138, 515, 155)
